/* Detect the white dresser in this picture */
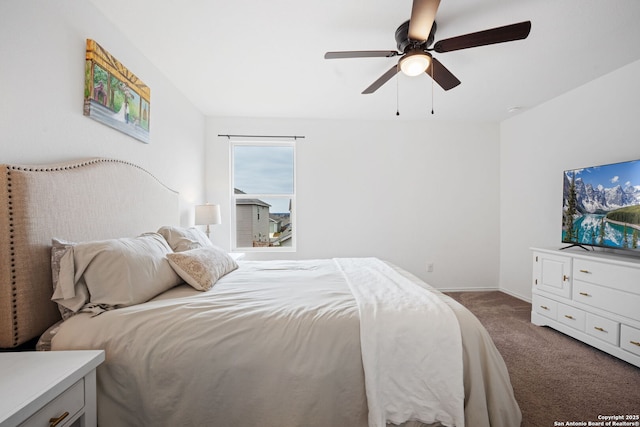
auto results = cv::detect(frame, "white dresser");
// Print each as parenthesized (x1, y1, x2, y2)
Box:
(0, 350, 105, 427)
(531, 247, 640, 368)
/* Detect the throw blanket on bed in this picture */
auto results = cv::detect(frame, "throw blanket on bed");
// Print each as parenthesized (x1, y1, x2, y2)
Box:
(336, 258, 465, 427)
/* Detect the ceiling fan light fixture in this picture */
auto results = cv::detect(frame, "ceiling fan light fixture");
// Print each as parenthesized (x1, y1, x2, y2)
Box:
(400, 51, 431, 76)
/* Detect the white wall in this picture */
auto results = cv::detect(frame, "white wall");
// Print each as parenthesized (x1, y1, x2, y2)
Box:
(206, 117, 501, 289)
(499, 59, 640, 301)
(0, 0, 205, 225)
(9, 1, 637, 298)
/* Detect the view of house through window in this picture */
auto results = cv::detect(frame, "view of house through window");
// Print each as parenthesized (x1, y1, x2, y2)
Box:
(231, 142, 295, 250)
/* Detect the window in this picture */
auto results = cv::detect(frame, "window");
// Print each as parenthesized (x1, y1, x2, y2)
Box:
(231, 141, 296, 251)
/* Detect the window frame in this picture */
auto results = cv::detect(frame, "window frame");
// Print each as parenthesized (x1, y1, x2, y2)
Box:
(229, 139, 297, 252)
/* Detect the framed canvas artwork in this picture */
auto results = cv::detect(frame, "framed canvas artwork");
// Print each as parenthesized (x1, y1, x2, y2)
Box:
(84, 39, 150, 143)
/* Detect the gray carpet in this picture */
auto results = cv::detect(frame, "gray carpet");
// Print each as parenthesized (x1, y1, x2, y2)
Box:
(446, 291, 640, 427)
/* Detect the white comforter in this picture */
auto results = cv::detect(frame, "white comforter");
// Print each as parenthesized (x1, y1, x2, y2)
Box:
(52, 258, 520, 427)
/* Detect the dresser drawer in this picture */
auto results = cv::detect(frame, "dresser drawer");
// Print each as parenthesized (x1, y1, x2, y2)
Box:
(21, 379, 84, 427)
(620, 325, 640, 357)
(532, 294, 557, 320)
(573, 280, 640, 322)
(573, 258, 640, 293)
(557, 303, 586, 331)
(585, 313, 620, 346)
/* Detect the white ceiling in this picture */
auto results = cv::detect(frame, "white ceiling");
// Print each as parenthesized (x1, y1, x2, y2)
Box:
(89, 0, 640, 122)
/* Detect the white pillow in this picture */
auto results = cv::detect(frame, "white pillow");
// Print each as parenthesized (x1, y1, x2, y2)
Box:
(52, 233, 182, 311)
(158, 226, 212, 252)
(167, 246, 238, 291)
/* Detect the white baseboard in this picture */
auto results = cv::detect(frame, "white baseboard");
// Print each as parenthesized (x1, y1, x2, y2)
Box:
(438, 286, 499, 293)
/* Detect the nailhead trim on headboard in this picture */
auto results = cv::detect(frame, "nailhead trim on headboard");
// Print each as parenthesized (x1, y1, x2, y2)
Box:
(6, 158, 172, 190)
(1, 157, 178, 347)
(5, 167, 18, 346)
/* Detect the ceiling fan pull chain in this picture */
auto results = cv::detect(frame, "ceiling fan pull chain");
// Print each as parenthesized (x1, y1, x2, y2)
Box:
(396, 72, 400, 116)
(431, 62, 435, 115)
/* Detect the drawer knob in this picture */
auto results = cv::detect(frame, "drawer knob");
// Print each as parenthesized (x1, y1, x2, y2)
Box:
(540, 305, 549, 310)
(579, 269, 591, 274)
(631, 341, 640, 347)
(564, 315, 575, 320)
(563, 275, 570, 282)
(49, 412, 69, 427)
(594, 326, 606, 333)
(579, 292, 591, 297)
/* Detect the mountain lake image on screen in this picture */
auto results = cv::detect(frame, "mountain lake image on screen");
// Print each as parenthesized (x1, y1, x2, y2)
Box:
(562, 159, 640, 251)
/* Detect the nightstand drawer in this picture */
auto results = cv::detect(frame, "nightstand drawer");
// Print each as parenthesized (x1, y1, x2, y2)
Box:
(21, 379, 84, 427)
(557, 303, 585, 331)
(532, 294, 557, 320)
(620, 325, 640, 357)
(586, 313, 619, 346)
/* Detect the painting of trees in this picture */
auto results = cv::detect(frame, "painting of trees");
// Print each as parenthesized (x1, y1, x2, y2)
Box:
(564, 171, 578, 242)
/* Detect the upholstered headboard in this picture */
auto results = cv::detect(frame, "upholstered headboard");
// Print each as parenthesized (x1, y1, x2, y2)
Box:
(0, 158, 179, 348)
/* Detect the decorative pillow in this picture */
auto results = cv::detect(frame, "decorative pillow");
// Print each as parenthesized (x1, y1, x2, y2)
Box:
(167, 246, 238, 291)
(51, 238, 89, 319)
(52, 233, 182, 311)
(158, 225, 213, 252)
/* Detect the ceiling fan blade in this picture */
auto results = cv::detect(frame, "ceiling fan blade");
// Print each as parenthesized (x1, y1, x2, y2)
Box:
(325, 51, 399, 59)
(408, 0, 441, 41)
(362, 64, 400, 94)
(426, 58, 461, 91)
(433, 21, 531, 53)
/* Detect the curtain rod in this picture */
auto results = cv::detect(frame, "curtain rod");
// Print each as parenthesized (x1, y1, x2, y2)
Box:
(218, 134, 305, 140)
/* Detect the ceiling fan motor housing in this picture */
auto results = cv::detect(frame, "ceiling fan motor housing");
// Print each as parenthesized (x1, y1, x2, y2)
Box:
(395, 20, 437, 52)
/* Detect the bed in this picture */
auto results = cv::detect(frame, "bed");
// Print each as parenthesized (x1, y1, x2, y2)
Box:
(0, 158, 521, 427)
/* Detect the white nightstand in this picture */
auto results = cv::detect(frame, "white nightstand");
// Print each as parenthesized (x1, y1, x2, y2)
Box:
(0, 350, 105, 427)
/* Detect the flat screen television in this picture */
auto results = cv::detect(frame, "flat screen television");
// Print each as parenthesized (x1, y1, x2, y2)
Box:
(562, 159, 640, 252)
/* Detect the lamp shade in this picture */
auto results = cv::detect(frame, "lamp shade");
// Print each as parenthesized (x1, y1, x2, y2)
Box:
(195, 204, 221, 225)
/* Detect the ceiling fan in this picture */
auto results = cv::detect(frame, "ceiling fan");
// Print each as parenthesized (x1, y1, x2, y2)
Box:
(324, 0, 531, 94)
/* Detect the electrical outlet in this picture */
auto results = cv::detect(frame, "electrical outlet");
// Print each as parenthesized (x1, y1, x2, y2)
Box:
(427, 262, 434, 273)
